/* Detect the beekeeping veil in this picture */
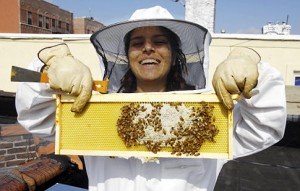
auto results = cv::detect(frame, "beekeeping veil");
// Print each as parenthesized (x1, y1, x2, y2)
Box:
(90, 6, 211, 93)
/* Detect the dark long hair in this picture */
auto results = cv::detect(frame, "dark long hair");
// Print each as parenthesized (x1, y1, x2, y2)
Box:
(119, 26, 194, 93)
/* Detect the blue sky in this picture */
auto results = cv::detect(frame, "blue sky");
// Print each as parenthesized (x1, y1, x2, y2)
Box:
(49, 0, 300, 34)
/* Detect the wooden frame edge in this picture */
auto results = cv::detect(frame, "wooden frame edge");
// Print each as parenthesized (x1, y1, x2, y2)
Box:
(60, 93, 221, 103)
(55, 95, 61, 155)
(57, 150, 229, 159)
(228, 109, 234, 159)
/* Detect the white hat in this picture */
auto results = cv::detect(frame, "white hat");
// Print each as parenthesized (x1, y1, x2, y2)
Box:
(129, 6, 174, 20)
(90, 6, 211, 92)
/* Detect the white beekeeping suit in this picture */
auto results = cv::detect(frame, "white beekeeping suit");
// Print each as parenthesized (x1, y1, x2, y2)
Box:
(16, 6, 286, 191)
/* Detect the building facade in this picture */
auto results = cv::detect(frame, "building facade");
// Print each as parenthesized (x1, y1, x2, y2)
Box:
(0, 0, 73, 34)
(73, 17, 105, 34)
(262, 22, 291, 35)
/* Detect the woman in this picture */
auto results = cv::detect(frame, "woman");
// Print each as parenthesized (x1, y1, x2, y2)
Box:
(16, 6, 286, 191)
(120, 26, 194, 93)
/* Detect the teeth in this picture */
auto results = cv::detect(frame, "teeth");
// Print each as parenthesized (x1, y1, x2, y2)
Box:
(140, 59, 158, 65)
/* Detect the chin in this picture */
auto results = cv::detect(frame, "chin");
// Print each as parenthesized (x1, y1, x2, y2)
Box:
(140, 77, 161, 82)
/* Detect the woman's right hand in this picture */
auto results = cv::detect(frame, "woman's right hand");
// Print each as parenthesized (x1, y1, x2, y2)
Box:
(38, 43, 93, 113)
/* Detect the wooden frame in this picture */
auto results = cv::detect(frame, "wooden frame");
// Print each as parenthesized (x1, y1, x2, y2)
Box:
(55, 92, 233, 159)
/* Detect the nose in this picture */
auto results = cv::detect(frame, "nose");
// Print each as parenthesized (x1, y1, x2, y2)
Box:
(142, 40, 154, 53)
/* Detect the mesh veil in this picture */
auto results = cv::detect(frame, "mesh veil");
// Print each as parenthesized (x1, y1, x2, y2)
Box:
(90, 19, 211, 93)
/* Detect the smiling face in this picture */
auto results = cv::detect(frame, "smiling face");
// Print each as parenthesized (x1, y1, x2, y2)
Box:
(127, 26, 173, 92)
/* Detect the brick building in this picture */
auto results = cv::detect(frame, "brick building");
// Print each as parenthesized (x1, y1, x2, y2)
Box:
(73, 17, 105, 34)
(0, 0, 73, 34)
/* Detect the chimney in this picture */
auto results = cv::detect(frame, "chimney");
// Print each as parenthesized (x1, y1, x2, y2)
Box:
(185, 0, 216, 33)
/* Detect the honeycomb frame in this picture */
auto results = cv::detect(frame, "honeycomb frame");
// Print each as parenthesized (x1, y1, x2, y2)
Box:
(55, 92, 233, 159)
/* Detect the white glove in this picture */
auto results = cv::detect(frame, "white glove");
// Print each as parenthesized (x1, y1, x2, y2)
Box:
(212, 47, 261, 109)
(38, 43, 93, 113)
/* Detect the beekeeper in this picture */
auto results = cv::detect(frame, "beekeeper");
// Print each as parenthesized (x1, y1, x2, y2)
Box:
(16, 6, 286, 191)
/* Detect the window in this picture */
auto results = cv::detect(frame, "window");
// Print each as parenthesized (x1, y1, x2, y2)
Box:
(295, 76, 300, 86)
(52, 19, 56, 28)
(27, 11, 32, 25)
(58, 21, 62, 28)
(39, 15, 43, 27)
(66, 23, 69, 31)
(46, 17, 50, 29)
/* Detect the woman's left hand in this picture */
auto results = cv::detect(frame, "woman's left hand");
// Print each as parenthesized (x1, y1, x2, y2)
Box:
(212, 47, 261, 109)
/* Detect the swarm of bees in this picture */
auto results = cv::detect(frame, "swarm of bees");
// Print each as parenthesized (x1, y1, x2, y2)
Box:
(117, 102, 218, 156)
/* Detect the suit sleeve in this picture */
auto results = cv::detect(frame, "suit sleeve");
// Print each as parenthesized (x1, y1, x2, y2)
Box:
(232, 62, 287, 158)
